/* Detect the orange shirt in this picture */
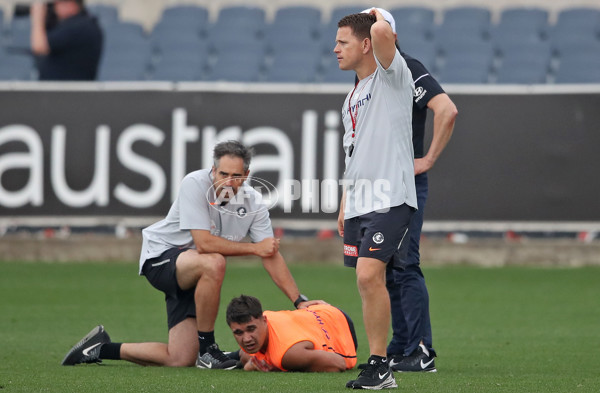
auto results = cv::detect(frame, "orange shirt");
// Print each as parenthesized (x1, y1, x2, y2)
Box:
(246, 304, 357, 371)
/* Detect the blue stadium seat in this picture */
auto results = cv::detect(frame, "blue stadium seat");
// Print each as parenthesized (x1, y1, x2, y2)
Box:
(554, 57, 600, 83)
(87, 4, 119, 27)
(399, 38, 437, 71)
(98, 52, 149, 81)
(203, 52, 264, 82)
(150, 61, 203, 82)
(554, 8, 600, 36)
(434, 27, 491, 57)
(103, 21, 146, 43)
(319, 58, 353, 83)
(495, 8, 548, 38)
(438, 53, 492, 84)
(551, 37, 600, 59)
(0, 50, 34, 80)
(496, 41, 552, 66)
(438, 40, 494, 63)
(494, 57, 549, 84)
(154, 5, 209, 37)
(6, 17, 31, 50)
(153, 36, 209, 63)
(389, 6, 435, 40)
(328, 5, 371, 27)
(213, 6, 265, 32)
(437, 6, 491, 39)
(273, 6, 322, 32)
(490, 28, 545, 57)
(264, 50, 322, 83)
(264, 24, 316, 55)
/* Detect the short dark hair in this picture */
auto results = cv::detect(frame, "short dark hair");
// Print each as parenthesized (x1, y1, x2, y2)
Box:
(338, 13, 376, 40)
(213, 140, 253, 171)
(226, 295, 263, 325)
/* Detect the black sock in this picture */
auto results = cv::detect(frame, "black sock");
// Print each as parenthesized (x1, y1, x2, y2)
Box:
(99, 343, 122, 360)
(369, 355, 387, 365)
(198, 331, 215, 354)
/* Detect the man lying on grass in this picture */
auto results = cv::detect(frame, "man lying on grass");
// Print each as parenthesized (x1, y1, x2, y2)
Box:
(226, 295, 357, 372)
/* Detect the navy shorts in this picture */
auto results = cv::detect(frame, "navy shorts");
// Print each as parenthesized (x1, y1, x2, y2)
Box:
(142, 247, 195, 330)
(343, 204, 414, 270)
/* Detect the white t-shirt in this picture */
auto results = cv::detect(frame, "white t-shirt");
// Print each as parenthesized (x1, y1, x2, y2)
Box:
(341, 49, 418, 219)
(138, 169, 273, 274)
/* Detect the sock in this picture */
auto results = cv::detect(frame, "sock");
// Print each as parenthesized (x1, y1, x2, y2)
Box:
(369, 355, 387, 365)
(99, 343, 122, 360)
(198, 331, 215, 354)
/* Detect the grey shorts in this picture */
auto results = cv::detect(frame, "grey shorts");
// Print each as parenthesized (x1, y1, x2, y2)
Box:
(142, 247, 195, 330)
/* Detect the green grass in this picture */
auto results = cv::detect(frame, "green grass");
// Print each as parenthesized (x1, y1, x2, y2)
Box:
(1, 261, 599, 392)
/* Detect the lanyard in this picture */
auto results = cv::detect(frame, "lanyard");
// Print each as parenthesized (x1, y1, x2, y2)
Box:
(347, 76, 372, 157)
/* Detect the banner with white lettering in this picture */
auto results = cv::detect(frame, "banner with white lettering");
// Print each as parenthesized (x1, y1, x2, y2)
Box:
(1, 89, 599, 221)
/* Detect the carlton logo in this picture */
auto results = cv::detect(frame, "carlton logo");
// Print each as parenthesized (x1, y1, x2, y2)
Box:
(343, 244, 358, 257)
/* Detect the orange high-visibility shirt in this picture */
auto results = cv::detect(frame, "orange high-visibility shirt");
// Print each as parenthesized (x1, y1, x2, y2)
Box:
(247, 304, 357, 371)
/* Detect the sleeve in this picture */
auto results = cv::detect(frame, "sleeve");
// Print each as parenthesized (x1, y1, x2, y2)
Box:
(375, 48, 413, 90)
(406, 58, 445, 109)
(178, 175, 212, 231)
(248, 207, 274, 243)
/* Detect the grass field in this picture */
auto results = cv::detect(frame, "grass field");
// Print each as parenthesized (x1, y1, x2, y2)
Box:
(1, 260, 599, 392)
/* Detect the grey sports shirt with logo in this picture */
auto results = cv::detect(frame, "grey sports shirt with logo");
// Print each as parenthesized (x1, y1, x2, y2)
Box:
(138, 168, 273, 274)
(341, 48, 418, 219)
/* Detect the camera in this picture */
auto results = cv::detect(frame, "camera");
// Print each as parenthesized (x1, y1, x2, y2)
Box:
(14, 2, 58, 30)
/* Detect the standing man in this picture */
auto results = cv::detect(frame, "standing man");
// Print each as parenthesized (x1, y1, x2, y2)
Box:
(62, 140, 321, 368)
(356, 10, 458, 373)
(226, 295, 357, 372)
(30, 0, 103, 80)
(335, 9, 416, 390)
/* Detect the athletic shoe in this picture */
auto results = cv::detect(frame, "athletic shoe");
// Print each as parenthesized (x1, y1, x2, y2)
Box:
(195, 343, 238, 370)
(389, 344, 437, 372)
(346, 357, 397, 390)
(61, 325, 111, 365)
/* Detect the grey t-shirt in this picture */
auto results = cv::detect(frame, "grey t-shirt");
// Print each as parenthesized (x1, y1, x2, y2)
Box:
(341, 49, 417, 219)
(138, 168, 273, 274)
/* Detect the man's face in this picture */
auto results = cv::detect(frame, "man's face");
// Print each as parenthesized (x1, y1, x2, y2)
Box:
(212, 155, 249, 201)
(53, 0, 80, 20)
(229, 316, 268, 354)
(334, 26, 364, 71)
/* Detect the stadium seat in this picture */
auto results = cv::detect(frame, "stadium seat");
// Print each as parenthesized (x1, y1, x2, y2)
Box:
(490, 28, 546, 57)
(203, 52, 264, 82)
(264, 23, 316, 55)
(553, 8, 600, 36)
(554, 57, 600, 83)
(6, 16, 31, 50)
(551, 34, 600, 58)
(434, 27, 491, 57)
(494, 8, 549, 38)
(103, 21, 146, 44)
(97, 51, 149, 81)
(389, 6, 435, 40)
(150, 60, 203, 82)
(273, 6, 322, 32)
(328, 5, 371, 26)
(264, 50, 322, 83)
(399, 39, 437, 72)
(494, 57, 549, 84)
(212, 6, 265, 32)
(438, 54, 492, 84)
(0, 50, 34, 80)
(319, 58, 353, 83)
(436, 6, 491, 39)
(496, 41, 552, 66)
(87, 4, 119, 27)
(153, 5, 209, 37)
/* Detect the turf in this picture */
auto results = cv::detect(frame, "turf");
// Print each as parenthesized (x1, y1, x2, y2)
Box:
(0, 261, 599, 392)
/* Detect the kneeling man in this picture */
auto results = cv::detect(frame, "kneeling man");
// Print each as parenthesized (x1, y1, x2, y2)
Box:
(226, 295, 357, 372)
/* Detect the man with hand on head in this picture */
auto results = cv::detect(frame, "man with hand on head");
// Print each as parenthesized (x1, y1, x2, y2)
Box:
(356, 8, 458, 374)
(226, 295, 357, 372)
(61, 140, 323, 369)
(335, 8, 416, 390)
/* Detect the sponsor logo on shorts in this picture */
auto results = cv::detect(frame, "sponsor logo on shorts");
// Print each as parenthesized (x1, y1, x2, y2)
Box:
(372, 232, 384, 244)
(344, 244, 358, 257)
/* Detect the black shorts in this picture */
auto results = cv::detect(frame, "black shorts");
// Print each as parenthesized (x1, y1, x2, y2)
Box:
(343, 204, 414, 270)
(142, 247, 195, 330)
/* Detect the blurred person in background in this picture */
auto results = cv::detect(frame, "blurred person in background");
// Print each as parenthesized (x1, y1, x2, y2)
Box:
(30, 0, 102, 80)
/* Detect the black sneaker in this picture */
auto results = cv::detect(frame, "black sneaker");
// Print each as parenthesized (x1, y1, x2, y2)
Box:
(196, 343, 238, 370)
(61, 325, 111, 365)
(347, 356, 397, 390)
(389, 344, 437, 372)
